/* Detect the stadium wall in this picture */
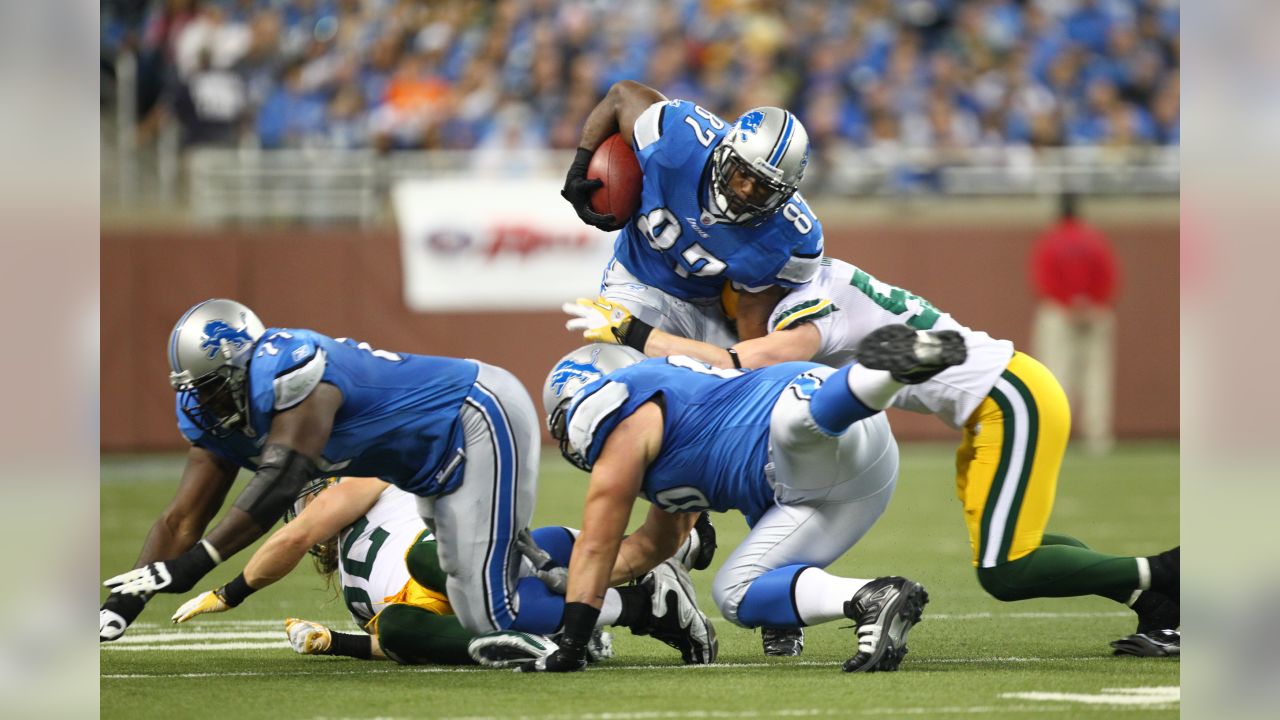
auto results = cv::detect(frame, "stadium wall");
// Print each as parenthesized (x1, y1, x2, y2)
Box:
(102, 210, 1177, 451)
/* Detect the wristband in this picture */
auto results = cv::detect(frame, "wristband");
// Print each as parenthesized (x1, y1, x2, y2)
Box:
(726, 348, 743, 369)
(559, 601, 602, 649)
(621, 318, 654, 353)
(215, 573, 257, 607)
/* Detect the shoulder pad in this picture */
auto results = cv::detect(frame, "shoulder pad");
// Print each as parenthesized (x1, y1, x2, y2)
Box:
(254, 331, 328, 411)
(566, 381, 632, 462)
(633, 100, 672, 151)
(777, 252, 823, 285)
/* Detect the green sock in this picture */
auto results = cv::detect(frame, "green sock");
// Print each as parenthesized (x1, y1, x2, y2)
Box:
(376, 604, 476, 665)
(977, 544, 1140, 602)
(1036, 533, 1133, 604)
(405, 536, 450, 592)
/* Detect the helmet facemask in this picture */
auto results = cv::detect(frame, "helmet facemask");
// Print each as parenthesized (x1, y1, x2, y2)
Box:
(174, 364, 251, 438)
(547, 398, 591, 472)
(710, 144, 798, 225)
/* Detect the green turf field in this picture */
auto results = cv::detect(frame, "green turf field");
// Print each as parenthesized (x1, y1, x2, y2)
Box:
(101, 442, 1179, 719)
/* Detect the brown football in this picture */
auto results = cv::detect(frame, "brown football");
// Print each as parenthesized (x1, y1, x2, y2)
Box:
(587, 133, 642, 223)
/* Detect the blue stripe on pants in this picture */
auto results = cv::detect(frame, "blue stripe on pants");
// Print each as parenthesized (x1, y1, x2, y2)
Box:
(467, 384, 519, 629)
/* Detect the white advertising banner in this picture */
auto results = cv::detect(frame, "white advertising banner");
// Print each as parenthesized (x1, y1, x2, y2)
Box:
(393, 178, 615, 312)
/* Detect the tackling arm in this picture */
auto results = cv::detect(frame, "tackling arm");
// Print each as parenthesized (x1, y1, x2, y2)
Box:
(565, 294, 821, 369)
(243, 477, 388, 588)
(734, 286, 787, 342)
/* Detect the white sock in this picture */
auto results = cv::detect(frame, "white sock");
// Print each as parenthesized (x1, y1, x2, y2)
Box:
(597, 588, 623, 627)
(793, 568, 872, 625)
(845, 365, 904, 410)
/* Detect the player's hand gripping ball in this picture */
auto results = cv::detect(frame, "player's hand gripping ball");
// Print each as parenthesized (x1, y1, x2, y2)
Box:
(586, 134, 642, 225)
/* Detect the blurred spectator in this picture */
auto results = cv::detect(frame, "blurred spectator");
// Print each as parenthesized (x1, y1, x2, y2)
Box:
(173, 47, 247, 146)
(105, 0, 1179, 158)
(256, 59, 328, 148)
(1029, 193, 1120, 455)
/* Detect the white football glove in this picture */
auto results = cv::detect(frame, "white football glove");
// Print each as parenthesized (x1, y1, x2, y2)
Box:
(104, 562, 174, 596)
(285, 618, 333, 655)
(171, 590, 231, 624)
(562, 297, 634, 345)
(99, 609, 129, 642)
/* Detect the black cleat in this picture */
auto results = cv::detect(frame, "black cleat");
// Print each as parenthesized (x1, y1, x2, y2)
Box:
(762, 627, 805, 657)
(842, 576, 929, 673)
(1111, 629, 1180, 657)
(855, 324, 967, 384)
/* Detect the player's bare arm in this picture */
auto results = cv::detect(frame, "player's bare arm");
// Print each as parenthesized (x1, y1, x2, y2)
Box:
(244, 477, 387, 588)
(734, 285, 787, 341)
(565, 403, 660, 608)
(577, 80, 668, 150)
(566, 294, 821, 368)
(202, 382, 345, 561)
(135, 446, 238, 569)
(612, 505, 698, 585)
(563, 81, 668, 231)
(106, 383, 344, 598)
(171, 477, 387, 624)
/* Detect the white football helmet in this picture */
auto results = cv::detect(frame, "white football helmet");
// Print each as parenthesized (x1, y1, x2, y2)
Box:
(542, 343, 645, 470)
(709, 107, 810, 225)
(168, 298, 265, 437)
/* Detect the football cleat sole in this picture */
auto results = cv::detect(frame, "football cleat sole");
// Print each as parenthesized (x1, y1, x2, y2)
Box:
(467, 631, 558, 668)
(856, 325, 967, 384)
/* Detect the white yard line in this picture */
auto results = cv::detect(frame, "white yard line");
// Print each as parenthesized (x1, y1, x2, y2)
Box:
(1001, 687, 1180, 706)
(112, 631, 282, 643)
(129, 610, 1131, 632)
(103, 641, 290, 652)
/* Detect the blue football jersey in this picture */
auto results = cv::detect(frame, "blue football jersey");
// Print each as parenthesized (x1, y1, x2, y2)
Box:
(611, 99, 824, 301)
(177, 328, 479, 496)
(562, 356, 824, 524)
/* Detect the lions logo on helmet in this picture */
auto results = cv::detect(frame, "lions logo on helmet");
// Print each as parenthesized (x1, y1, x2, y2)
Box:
(709, 106, 810, 226)
(542, 344, 646, 470)
(168, 299, 266, 437)
(198, 320, 257, 361)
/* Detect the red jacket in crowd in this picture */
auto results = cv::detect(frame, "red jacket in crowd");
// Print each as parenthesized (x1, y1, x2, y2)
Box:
(1030, 218, 1120, 307)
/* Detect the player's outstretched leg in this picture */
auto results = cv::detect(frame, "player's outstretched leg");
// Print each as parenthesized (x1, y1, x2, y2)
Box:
(856, 324, 967, 384)
(842, 576, 930, 673)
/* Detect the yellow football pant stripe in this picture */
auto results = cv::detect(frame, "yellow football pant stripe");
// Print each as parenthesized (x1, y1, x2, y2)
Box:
(955, 352, 1071, 567)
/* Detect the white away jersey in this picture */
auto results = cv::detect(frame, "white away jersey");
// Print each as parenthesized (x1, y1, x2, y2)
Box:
(336, 485, 429, 629)
(768, 257, 1015, 428)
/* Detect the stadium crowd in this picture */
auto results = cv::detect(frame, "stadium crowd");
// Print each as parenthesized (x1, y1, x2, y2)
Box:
(102, 0, 1179, 157)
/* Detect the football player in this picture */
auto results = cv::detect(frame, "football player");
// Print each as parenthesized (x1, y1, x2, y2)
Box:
(101, 299, 715, 665)
(561, 80, 824, 347)
(564, 257, 1181, 657)
(170, 476, 480, 664)
(563, 79, 824, 655)
(526, 334, 969, 673)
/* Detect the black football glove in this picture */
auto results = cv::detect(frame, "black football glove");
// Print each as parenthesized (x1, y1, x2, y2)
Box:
(561, 147, 623, 231)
